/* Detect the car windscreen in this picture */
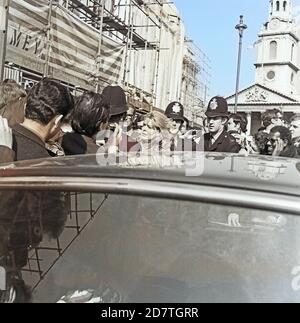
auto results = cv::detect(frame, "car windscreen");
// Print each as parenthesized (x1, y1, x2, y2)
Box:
(0, 189, 300, 303)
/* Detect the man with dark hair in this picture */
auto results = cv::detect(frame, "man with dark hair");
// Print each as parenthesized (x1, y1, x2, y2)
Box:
(227, 113, 259, 154)
(289, 114, 300, 155)
(267, 126, 298, 158)
(261, 109, 284, 134)
(1, 79, 73, 302)
(12, 78, 74, 161)
(227, 113, 248, 135)
(62, 91, 110, 155)
(204, 96, 240, 153)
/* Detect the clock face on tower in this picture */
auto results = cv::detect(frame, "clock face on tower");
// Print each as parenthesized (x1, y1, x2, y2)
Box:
(270, 18, 280, 30)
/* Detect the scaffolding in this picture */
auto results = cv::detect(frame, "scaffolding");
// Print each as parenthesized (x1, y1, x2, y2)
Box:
(181, 39, 211, 126)
(59, 0, 167, 106)
(3, 0, 211, 113)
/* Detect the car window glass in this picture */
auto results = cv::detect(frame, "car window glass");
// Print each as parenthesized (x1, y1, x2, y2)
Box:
(0, 190, 300, 303)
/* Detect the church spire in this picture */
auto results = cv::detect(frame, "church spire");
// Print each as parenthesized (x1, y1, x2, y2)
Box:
(269, 0, 292, 21)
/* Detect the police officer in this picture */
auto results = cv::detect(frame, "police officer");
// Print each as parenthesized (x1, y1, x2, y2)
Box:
(165, 101, 188, 136)
(165, 101, 201, 152)
(204, 96, 240, 153)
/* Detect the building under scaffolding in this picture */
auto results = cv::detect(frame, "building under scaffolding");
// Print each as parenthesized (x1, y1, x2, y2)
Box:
(181, 38, 211, 127)
(3, 0, 210, 118)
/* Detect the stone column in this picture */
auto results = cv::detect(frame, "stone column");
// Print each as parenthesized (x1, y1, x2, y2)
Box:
(247, 113, 252, 136)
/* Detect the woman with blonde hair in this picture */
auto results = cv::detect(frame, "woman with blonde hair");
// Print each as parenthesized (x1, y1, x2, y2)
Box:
(126, 110, 182, 167)
(138, 110, 172, 154)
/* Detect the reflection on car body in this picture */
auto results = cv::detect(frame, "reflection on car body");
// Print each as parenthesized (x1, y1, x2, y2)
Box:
(0, 153, 300, 303)
(208, 212, 287, 233)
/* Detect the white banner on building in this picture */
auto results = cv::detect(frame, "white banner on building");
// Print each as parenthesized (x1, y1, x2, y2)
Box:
(0, 1, 7, 31)
(7, 0, 124, 89)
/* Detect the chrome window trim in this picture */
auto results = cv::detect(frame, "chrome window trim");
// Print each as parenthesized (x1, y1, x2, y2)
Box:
(0, 176, 299, 215)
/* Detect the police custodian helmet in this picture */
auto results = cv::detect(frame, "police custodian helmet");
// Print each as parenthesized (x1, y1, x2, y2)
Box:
(205, 96, 229, 118)
(165, 101, 187, 124)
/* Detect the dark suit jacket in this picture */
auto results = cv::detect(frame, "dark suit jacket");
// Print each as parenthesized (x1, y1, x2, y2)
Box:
(12, 124, 50, 161)
(204, 130, 240, 153)
(0, 146, 15, 163)
(61, 133, 100, 156)
(280, 145, 299, 158)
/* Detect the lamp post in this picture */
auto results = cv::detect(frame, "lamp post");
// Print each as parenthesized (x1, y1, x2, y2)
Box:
(0, 0, 10, 81)
(234, 15, 247, 114)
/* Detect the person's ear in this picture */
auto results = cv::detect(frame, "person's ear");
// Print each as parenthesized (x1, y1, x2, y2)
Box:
(54, 115, 63, 127)
(221, 118, 228, 125)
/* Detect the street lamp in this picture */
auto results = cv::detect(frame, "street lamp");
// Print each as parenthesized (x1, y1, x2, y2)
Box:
(234, 15, 247, 114)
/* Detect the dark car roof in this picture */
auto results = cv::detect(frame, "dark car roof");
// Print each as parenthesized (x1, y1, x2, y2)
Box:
(0, 153, 300, 198)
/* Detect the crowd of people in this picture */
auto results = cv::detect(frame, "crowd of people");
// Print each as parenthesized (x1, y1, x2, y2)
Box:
(0, 77, 300, 166)
(1, 77, 300, 302)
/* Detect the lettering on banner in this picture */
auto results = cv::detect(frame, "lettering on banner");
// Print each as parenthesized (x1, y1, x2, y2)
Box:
(8, 27, 44, 57)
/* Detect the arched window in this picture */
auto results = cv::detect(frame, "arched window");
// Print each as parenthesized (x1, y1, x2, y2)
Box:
(276, 1, 280, 11)
(270, 41, 278, 60)
(283, 1, 287, 11)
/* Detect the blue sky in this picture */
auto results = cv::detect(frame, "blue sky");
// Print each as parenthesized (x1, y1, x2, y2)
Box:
(174, 0, 300, 98)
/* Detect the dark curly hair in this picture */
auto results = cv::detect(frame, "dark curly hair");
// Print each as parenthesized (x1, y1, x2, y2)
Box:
(25, 78, 74, 125)
(270, 126, 292, 145)
(228, 113, 248, 133)
(262, 109, 282, 128)
(254, 130, 270, 155)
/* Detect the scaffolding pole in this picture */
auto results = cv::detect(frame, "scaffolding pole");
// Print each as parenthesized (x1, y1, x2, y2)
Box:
(0, 0, 10, 82)
(53, 0, 197, 111)
(43, 0, 54, 77)
(95, 0, 105, 93)
(123, 0, 133, 86)
(153, 10, 163, 110)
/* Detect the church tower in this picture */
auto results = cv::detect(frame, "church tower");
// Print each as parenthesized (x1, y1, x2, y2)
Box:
(269, 0, 292, 21)
(255, 0, 300, 97)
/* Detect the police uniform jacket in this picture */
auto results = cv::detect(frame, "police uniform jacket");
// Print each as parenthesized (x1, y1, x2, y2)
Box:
(171, 136, 203, 152)
(204, 130, 241, 153)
